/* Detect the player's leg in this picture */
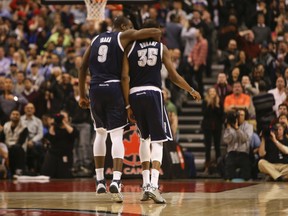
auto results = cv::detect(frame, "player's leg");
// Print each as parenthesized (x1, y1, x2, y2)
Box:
(93, 128, 108, 193)
(149, 142, 166, 204)
(109, 128, 125, 202)
(139, 138, 151, 201)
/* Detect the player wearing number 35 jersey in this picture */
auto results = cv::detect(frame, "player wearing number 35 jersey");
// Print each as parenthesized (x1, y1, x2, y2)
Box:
(121, 19, 201, 204)
(78, 16, 161, 203)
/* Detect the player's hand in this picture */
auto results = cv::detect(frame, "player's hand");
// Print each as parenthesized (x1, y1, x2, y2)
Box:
(127, 108, 136, 124)
(189, 90, 201, 102)
(78, 97, 90, 109)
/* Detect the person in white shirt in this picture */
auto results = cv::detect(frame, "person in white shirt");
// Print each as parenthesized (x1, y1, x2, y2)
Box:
(268, 76, 286, 117)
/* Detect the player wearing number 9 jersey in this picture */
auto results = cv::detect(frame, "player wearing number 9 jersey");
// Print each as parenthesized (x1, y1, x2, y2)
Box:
(121, 19, 201, 203)
(78, 16, 161, 202)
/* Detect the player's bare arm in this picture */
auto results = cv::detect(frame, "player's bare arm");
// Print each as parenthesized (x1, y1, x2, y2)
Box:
(120, 28, 161, 49)
(121, 49, 136, 123)
(162, 45, 201, 101)
(78, 45, 90, 109)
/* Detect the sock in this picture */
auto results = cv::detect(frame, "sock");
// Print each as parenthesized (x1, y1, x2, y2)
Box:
(113, 171, 122, 181)
(142, 170, 150, 186)
(151, 169, 159, 188)
(95, 168, 104, 181)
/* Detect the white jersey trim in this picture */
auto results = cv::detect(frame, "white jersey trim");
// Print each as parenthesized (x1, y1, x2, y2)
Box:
(91, 35, 99, 46)
(130, 86, 161, 94)
(117, 32, 124, 52)
(104, 80, 120, 83)
(160, 43, 163, 60)
(127, 41, 136, 58)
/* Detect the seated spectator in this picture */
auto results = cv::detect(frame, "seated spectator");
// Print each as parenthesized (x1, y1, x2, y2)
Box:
(0, 110, 29, 176)
(223, 109, 252, 180)
(268, 76, 286, 117)
(258, 123, 288, 181)
(0, 77, 28, 123)
(41, 110, 78, 178)
(224, 81, 251, 113)
(21, 103, 44, 174)
(26, 63, 45, 91)
(14, 71, 25, 94)
(218, 39, 239, 75)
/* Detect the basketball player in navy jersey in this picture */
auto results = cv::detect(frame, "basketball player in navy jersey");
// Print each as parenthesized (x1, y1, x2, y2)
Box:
(121, 19, 201, 204)
(78, 16, 161, 202)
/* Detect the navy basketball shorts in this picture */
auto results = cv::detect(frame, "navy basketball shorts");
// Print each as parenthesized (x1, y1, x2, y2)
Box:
(129, 86, 173, 142)
(89, 82, 127, 132)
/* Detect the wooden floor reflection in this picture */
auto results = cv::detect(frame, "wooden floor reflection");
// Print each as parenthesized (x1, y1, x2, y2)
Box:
(1, 179, 288, 215)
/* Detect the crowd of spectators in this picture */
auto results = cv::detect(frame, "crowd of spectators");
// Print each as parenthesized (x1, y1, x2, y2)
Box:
(0, 0, 288, 181)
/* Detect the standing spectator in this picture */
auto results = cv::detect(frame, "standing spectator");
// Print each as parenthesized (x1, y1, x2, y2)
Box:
(224, 81, 251, 113)
(218, 39, 239, 75)
(258, 123, 288, 181)
(14, 71, 25, 95)
(201, 87, 223, 173)
(268, 76, 286, 117)
(21, 103, 44, 174)
(214, 72, 232, 107)
(41, 110, 78, 179)
(164, 14, 182, 50)
(65, 83, 92, 176)
(166, 0, 187, 23)
(188, 29, 208, 97)
(0, 110, 28, 176)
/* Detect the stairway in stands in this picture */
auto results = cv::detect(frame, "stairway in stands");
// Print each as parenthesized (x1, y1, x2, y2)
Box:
(178, 65, 223, 171)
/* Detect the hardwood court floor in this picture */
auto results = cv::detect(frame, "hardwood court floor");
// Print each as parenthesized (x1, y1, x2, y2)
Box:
(1, 178, 288, 216)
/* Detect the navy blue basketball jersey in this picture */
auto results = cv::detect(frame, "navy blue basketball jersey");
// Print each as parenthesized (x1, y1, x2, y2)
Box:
(128, 40, 163, 89)
(89, 31, 124, 84)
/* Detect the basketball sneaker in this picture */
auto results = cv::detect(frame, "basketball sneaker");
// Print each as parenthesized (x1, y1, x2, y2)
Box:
(140, 183, 151, 201)
(96, 179, 107, 194)
(148, 185, 166, 204)
(109, 180, 123, 203)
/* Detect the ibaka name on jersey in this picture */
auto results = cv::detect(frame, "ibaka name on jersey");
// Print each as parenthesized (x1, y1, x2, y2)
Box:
(100, 37, 112, 43)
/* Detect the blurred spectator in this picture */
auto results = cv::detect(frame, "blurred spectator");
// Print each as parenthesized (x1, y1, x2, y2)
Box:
(21, 103, 44, 174)
(236, 30, 261, 62)
(223, 109, 252, 180)
(252, 80, 276, 134)
(164, 14, 182, 50)
(250, 63, 272, 91)
(12, 49, 28, 72)
(217, 14, 238, 50)
(201, 87, 223, 173)
(214, 72, 232, 107)
(41, 110, 78, 178)
(227, 67, 241, 85)
(241, 75, 259, 97)
(188, 28, 208, 96)
(0, 46, 10, 76)
(252, 12, 272, 44)
(218, 39, 239, 75)
(27, 63, 45, 91)
(0, 110, 28, 176)
(65, 83, 92, 176)
(166, 0, 186, 23)
(224, 81, 250, 113)
(235, 51, 252, 78)
(14, 71, 25, 94)
(0, 77, 28, 123)
(6, 63, 19, 84)
(268, 76, 286, 117)
(162, 87, 178, 141)
(258, 123, 288, 181)
(0, 76, 5, 96)
(67, 56, 82, 78)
